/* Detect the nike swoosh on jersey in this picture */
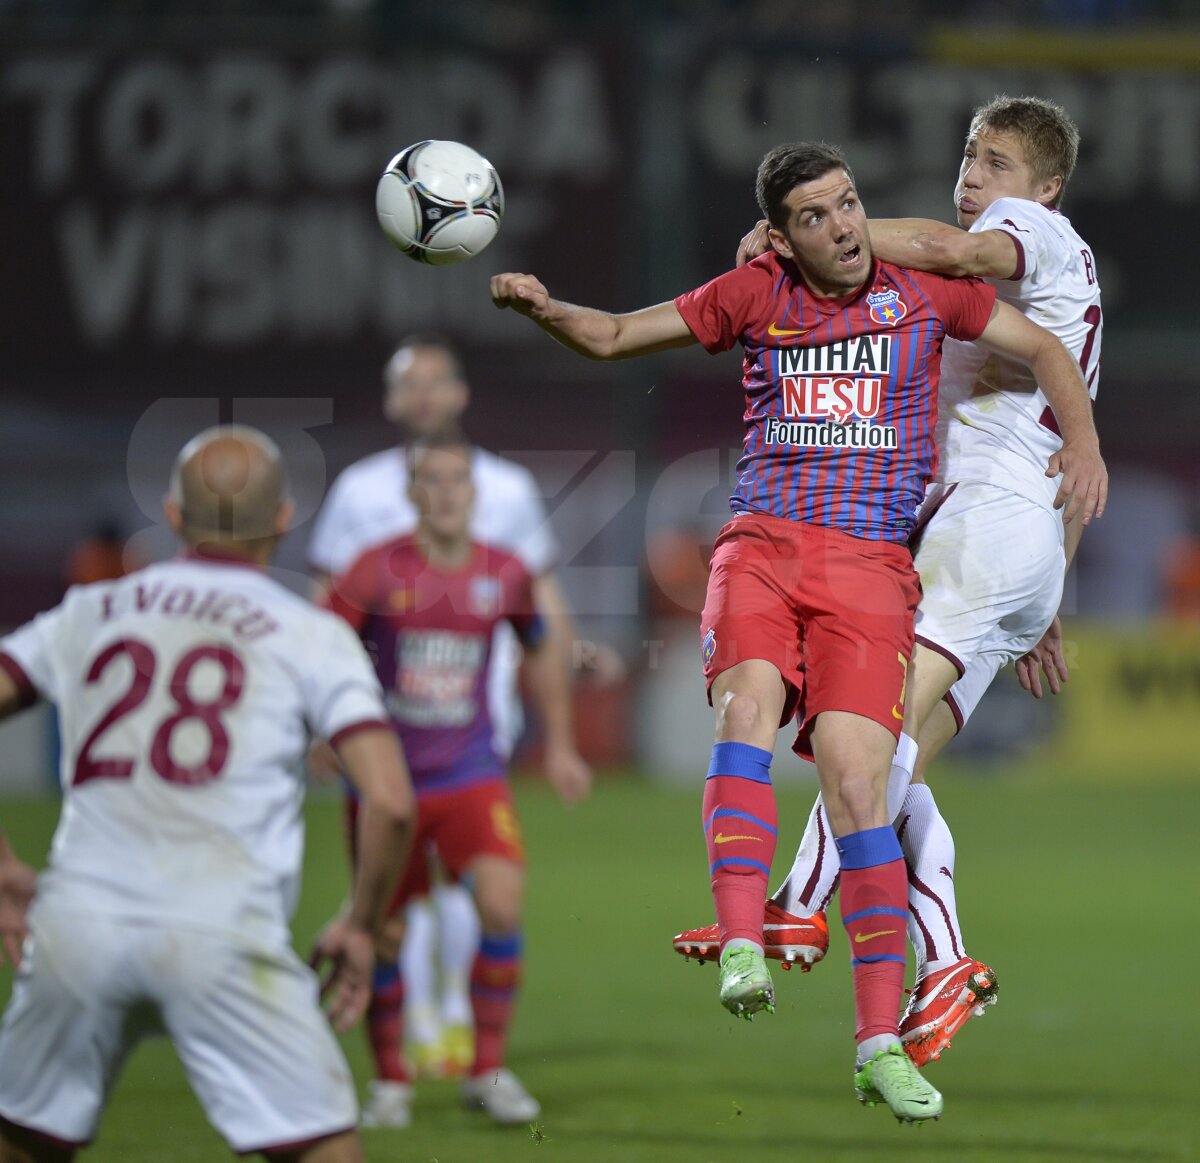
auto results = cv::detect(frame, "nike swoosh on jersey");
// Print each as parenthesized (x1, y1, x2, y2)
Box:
(767, 322, 813, 337)
(853, 929, 898, 944)
(713, 833, 762, 844)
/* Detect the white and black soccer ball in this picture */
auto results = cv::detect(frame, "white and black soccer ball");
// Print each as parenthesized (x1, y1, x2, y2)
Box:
(375, 140, 504, 266)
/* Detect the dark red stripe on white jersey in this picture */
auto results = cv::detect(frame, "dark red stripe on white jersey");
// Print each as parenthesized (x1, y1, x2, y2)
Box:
(943, 688, 965, 734)
(238, 1123, 357, 1158)
(0, 1115, 88, 1150)
(914, 635, 966, 680)
(328, 718, 392, 749)
(0, 651, 38, 709)
(906, 866, 963, 961)
(997, 226, 1027, 280)
(1038, 405, 1062, 437)
(798, 802, 831, 912)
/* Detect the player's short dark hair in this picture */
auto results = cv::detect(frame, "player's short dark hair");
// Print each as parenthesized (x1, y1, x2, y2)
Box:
(756, 142, 855, 230)
(969, 96, 1080, 206)
(385, 333, 466, 384)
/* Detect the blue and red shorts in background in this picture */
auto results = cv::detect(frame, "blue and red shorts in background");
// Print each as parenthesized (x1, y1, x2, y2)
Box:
(346, 778, 525, 916)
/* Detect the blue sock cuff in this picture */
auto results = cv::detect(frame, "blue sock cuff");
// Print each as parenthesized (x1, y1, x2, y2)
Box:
(479, 932, 523, 960)
(707, 742, 773, 783)
(373, 962, 400, 990)
(835, 825, 903, 870)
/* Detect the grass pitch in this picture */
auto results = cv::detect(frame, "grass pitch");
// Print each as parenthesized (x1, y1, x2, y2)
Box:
(1, 770, 1196, 1162)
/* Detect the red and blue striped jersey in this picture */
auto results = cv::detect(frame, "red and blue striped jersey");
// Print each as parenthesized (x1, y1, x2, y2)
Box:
(326, 536, 543, 792)
(676, 254, 997, 541)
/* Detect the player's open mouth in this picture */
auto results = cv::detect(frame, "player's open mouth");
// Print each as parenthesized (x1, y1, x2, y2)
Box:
(839, 246, 862, 265)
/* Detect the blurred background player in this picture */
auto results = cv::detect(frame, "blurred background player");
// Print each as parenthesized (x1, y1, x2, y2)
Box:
(324, 429, 591, 1129)
(675, 95, 1105, 1068)
(0, 426, 414, 1163)
(308, 334, 597, 1079)
(61, 518, 141, 590)
(491, 140, 1103, 1124)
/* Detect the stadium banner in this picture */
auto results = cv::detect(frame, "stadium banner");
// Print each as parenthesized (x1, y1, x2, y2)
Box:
(0, 44, 627, 390)
(3, 41, 1199, 380)
(1038, 620, 1199, 779)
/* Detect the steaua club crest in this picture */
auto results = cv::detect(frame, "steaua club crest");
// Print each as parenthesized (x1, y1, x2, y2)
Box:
(866, 287, 907, 327)
(701, 627, 717, 665)
(469, 575, 501, 616)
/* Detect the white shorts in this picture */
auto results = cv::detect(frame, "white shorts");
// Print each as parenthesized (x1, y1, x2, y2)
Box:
(0, 905, 357, 1153)
(912, 481, 1064, 730)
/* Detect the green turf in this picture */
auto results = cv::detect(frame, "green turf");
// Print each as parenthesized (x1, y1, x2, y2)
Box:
(1, 771, 1196, 1162)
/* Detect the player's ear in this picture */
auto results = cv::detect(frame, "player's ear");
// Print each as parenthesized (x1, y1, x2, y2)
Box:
(274, 498, 295, 538)
(1037, 174, 1063, 207)
(768, 226, 794, 261)
(163, 495, 184, 535)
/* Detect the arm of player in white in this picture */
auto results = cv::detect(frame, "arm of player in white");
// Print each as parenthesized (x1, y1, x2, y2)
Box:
(313, 726, 414, 1031)
(733, 216, 1021, 280)
(490, 273, 697, 360)
(1015, 514, 1087, 700)
(866, 218, 1021, 279)
(973, 300, 1107, 525)
(0, 669, 39, 966)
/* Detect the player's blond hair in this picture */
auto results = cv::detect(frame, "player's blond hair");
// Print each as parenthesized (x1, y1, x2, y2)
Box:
(969, 96, 1080, 206)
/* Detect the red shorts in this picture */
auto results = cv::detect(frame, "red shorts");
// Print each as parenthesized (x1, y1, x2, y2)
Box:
(700, 513, 920, 760)
(345, 779, 525, 917)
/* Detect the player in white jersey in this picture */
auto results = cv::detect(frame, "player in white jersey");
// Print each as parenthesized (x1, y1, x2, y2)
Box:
(310, 335, 578, 760)
(0, 427, 414, 1162)
(309, 335, 597, 1108)
(674, 96, 1106, 1067)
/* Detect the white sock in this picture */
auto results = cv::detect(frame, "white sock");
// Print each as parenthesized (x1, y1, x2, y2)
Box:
(896, 783, 964, 979)
(771, 796, 839, 916)
(770, 733, 916, 917)
(399, 899, 440, 1045)
(433, 881, 479, 1027)
(721, 938, 764, 958)
(886, 732, 918, 823)
(856, 1033, 901, 1066)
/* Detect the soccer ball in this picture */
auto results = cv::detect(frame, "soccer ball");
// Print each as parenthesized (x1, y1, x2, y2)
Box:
(375, 140, 504, 266)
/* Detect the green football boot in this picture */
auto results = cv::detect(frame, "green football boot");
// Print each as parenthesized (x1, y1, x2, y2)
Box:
(854, 1043, 944, 1124)
(718, 945, 775, 1020)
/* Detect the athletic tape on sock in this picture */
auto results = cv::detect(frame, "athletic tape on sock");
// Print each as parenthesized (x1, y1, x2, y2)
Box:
(706, 741, 773, 783)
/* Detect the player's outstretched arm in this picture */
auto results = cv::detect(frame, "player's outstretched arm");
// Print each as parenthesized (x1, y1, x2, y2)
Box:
(0, 670, 39, 967)
(490, 272, 697, 360)
(313, 727, 414, 1032)
(867, 218, 1020, 279)
(736, 219, 771, 267)
(732, 217, 1020, 280)
(0, 832, 35, 968)
(1015, 513, 1086, 699)
(975, 300, 1107, 525)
